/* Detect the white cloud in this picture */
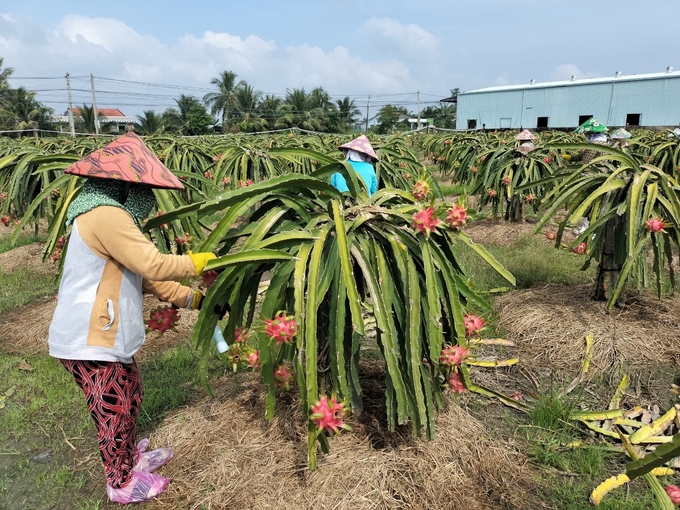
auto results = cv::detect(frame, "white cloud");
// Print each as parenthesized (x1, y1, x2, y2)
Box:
(1, 13, 422, 116)
(361, 17, 439, 58)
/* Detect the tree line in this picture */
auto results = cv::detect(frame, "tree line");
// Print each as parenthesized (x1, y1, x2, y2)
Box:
(0, 58, 457, 135)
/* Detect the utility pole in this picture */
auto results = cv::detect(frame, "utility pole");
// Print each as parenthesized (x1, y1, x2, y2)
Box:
(365, 95, 370, 133)
(90, 74, 100, 135)
(417, 90, 421, 131)
(65, 73, 75, 138)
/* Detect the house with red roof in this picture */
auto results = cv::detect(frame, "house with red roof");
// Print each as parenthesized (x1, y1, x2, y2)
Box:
(54, 108, 137, 133)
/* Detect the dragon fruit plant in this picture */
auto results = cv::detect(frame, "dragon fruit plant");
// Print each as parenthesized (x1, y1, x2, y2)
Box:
(143, 151, 517, 469)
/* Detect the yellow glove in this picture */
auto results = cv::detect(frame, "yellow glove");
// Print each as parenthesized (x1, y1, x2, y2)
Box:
(562, 153, 572, 161)
(189, 290, 204, 310)
(189, 251, 216, 275)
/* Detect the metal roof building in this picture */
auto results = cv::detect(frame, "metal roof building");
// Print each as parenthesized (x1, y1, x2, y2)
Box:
(455, 69, 680, 130)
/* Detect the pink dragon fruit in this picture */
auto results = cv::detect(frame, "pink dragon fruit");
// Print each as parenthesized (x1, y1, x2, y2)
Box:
(310, 396, 350, 434)
(666, 485, 680, 504)
(573, 242, 587, 255)
(247, 350, 260, 369)
(0, 215, 9, 226)
(543, 156, 552, 164)
(646, 218, 665, 233)
(264, 312, 298, 346)
(204, 171, 213, 179)
(446, 205, 468, 230)
(501, 176, 511, 186)
(274, 365, 292, 390)
(222, 177, 230, 185)
(463, 314, 484, 337)
(413, 207, 441, 235)
(147, 305, 180, 336)
(235, 326, 250, 344)
(545, 231, 557, 240)
(201, 270, 219, 289)
(447, 370, 465, 393)
(486, 189, 497, 198)
(412, 180, 431, 201)
(439, 345, 469, 366)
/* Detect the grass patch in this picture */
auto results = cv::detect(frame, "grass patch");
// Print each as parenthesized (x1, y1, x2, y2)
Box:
(453, 234, 595, 294)
(0, 230, 45, 254)
(0, 268, 58, 314)
(0, 343, 222, 509)
(439, 182, 468, 196)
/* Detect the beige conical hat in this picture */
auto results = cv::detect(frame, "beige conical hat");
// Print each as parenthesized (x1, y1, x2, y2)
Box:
(338, 135, 379, 162)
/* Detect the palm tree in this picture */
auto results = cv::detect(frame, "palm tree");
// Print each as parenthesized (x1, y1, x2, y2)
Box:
(164, 94, 215, 135)
(258, 94, 283, 129)
(0, 87, 52, 131)
(232, 84, 266, 133)
(336, 96, 361, 132)
(203, 70, 244, 129)
(0, 57, 14, 96)
(277, 88, 328, 132)
(76, 104, 96, 133)
(135, 110, 164, 135)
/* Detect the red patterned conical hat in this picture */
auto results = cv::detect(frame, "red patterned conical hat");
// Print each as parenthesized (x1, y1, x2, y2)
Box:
(338, 135, 379, 162)
(64, 132, 184, 190)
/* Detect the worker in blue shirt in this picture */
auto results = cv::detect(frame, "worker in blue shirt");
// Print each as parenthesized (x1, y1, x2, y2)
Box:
(330, 135, 378, 196)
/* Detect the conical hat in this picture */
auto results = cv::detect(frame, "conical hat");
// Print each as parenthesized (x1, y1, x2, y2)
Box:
(338, 135, 379, 162)
(64, 132, 185, 190)
(515, 129, 537, 141)
(574, 118, 607, 134)
(610, 128, 632, 139)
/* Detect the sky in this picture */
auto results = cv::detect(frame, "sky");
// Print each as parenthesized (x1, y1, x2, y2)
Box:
(2, 0, 678, 119)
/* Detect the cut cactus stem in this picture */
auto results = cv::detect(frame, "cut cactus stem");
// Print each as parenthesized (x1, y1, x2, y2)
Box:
(213, 325, 229, 353)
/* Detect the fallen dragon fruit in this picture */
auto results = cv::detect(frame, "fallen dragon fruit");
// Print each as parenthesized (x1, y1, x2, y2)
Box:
(147, 305, 180, 336)
(310, 396, 351, 434)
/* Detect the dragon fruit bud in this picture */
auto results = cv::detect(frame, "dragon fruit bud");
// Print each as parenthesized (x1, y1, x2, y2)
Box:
(310, 396, 350, 434)
(247, 350, 260, 369)
(545, 230, 557, 240)
(646, 218, 665, 233)
(412, 180, 431, 201)
(463, 314, 484, 337)
(147, 305, 180, 336)
(413, 207, 441, 236)
(274, 365, 292, 390)
(486, 188, 497, 198)
(235, 326, 250, 344)
(666, 485, 680, 504)
(204, 171, 213, 179)
(471, 166, 479, 173)
(543, 156, 552, 164)
(524, 193, 535, 202)
(201, 270, 219, 289)
(573, 242, 587, 255)
(501, 176, 511, 186)
(0, 215, 9, 226)
(446, 205, 468, 230)
(264, 312, 298, 346)
(439, 345, 469, 366)
(447, 370, 465, 393)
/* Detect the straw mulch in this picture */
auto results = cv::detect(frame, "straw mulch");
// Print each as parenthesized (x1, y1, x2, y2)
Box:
(0, 242, 58, 275)
(0, 294, 197, 358)
(464, 216, 578, 247)
(494, 284, 680, 375)
(143, 361, 537, 510)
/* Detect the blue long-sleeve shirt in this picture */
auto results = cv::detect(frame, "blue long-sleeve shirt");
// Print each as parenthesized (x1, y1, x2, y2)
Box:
(330, 160, 377, 196)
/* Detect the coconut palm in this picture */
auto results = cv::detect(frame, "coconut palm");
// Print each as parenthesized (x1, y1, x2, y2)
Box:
(203, 70, 245, 129)
(0, 87, 53, 132)
(335, 96, 361, 133)
(258, 94, 283, 130)
(76, 104, 96, 133)
(164, 95, 215, 136)
(135, 110, 164, 135)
